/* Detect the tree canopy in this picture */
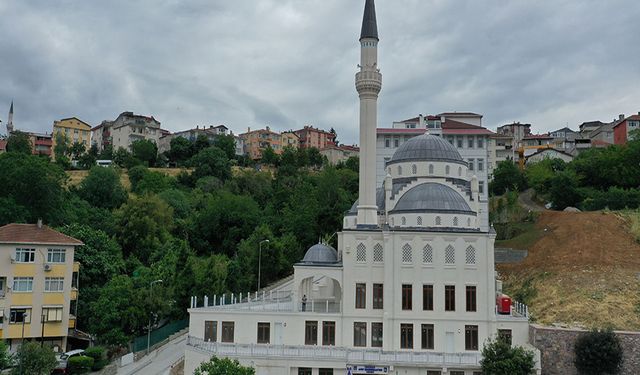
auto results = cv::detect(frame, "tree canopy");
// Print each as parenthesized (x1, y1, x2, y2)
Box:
(480, 338, 536, 375)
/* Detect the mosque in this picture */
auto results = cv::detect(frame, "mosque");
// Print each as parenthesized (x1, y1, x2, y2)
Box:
(184, 1, 540, 374)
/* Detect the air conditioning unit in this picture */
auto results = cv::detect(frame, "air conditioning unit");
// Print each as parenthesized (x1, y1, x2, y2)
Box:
(43, 264, 52, 272)
(9, 254, 15, 263)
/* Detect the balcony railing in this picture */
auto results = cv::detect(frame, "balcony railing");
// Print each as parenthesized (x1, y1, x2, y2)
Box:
(190, 291, 341, 314)
(187, 336, 482, 367)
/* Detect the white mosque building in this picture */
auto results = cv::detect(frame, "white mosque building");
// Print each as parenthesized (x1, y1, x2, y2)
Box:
(184, 1, 540, 374)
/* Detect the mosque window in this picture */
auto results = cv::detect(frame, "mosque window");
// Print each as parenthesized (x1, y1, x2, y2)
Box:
(466, 246, 476, 265)
(467, 218, 471, 227)
(356, 243, 367, 262)
(401, 217, 406, 225)
(453, 217, 459, 226)
(373, 243, 384, 262)
(412, 164, 417, 175)
(422, 245, 433, 264)
(445, 245, 455, 264)
(428, 164, 434, 175)
(445, 166, 450, 175)
(458, 167, 462, 176)
(398, 166, 402, 175)
(390, 217, 394, 226)
(417, 216, 423, 226)
(435, 216, 441, 226)
(402, 244, 412, 263)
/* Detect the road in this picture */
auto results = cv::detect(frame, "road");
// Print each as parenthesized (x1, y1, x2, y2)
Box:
(117, 333, 186, 375)
(518, 188, 546, 212)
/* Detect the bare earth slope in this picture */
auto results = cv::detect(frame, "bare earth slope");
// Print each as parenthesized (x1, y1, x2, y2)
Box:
(498, 211, 640, 330)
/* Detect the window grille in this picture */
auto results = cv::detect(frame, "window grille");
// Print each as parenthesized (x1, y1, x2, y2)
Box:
(373, 243, 384, 262)
(412, 164, 417, 174)
(417, 216, 423, 226)
(466, 246, 476, 264)
(402, 244, 412, 263)
(453, 217, 459, 226)
(356, 243, 367, 262)
(445, 245, 455, 264)
(422, 245, 433, 264)
(435, 216, 441, 225)
(401, 217, 406, 225)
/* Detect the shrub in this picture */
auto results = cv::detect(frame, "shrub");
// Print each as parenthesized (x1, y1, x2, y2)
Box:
(574, 328, 623, 375)
(67, 355, 94, 374)
(84, 346, 106, 370)
(480, 337, 535, 375)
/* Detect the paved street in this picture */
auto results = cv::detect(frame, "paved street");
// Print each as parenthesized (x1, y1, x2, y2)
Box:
(117, 333, 186, 375)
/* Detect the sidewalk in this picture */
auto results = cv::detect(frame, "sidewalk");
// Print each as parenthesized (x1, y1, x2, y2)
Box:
(117, 333, 186, 375)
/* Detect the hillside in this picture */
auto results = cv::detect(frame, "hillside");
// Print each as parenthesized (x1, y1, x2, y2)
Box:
(498, 211, 640, 330)
(66, 167, 189, 189)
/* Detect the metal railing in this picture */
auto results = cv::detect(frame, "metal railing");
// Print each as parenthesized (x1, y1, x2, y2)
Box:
(187, 336, 482, 366)
(191, 291, 342, 314)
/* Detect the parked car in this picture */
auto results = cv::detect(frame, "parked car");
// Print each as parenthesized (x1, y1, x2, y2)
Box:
(52, 349, 85, 374)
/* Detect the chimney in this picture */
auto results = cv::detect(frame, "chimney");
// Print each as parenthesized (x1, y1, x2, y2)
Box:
(266, 126, 270, 132)
(418, 114, 424, 128)
(247, 127, 251, 132)
(620, 114, 625, 121)
(37, 219, 43, 229)
(440, 116, 445, 123)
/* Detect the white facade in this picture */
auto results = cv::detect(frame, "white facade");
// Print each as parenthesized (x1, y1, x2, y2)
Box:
(185, 1, 539, 374)
(525, 149, 574, 165)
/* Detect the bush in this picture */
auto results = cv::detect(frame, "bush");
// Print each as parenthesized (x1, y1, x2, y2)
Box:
(574, 328, 623, 375)
(84, 346, 106, 370)
(480, 337, 535, 375)
(67, 355, 94, 374)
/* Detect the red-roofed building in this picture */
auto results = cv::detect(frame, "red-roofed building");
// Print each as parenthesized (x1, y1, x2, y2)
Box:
(294, 126, 336, 150)
(613, 113, 640, 144)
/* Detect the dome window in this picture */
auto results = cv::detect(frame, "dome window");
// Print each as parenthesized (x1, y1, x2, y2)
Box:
(453, 217, 458, 226)
(467, 218, 471, 227)
(445, 165, 450, 175)
(422, 244, 433, 263)
(401, 216, 406, 225)
(445, 245, 455, 264)
(435, 216, 441, 225)
(458, 167, 462, 176)
(417, 216, 423, 226)
(398, 166, 402, 176)
(412, 164, 417, 175)
(428, 164, 434, 175)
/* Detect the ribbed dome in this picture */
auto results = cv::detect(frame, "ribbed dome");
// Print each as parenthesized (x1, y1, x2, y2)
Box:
(392, 183, 473, 214)
(388, 134, 463, 164)
(301, 243, 338, 264)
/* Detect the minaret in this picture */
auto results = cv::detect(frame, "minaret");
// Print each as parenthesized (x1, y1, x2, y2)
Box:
(355, 0, 382, 226)
(6, 101, 14, 134)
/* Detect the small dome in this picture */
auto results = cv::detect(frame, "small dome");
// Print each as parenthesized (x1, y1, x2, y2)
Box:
(388, 134, 463, 164)
(348, 187, 385, 214)
(301, 243, 338, 264)
(392, 182, 474, 214)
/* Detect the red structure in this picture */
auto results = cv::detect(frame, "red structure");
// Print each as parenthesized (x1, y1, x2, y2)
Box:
(613, 114, 640, 145)
(496, 294, 512, 315)
(294, 125, 336, 149)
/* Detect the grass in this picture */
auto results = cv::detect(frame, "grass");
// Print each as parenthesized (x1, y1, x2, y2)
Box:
(618, 209, 640, 244)
(495, 221, 543, 249)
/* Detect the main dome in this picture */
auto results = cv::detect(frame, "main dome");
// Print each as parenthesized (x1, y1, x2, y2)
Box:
(391, 182, 474, 214)
(300, 243, 339, 264)
(388, 134, 463, 164)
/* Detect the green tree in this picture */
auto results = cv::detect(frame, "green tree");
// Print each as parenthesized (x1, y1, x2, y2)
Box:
(189, 146, 232, 182)
(98, 144, 114, 160)
(77, 166, 128, 209)
(167, 136, 193, 165)
(131, 139, 158, 167)
(0, 196, 29, 226)
(214, 134, 238, 160)
(194, 356, 255, 375)
(12, 342, 57, 375)
(548, 170, 582, 210)
(0, 340, 12, 370)
(193, 135, 211, 154)
(490, 160, 526, 196)
(69, 141, 87, 160)
(574, 328, 623, 375)
(480, 337, 536, 375)
(113, 147, 141, 169)
(54, 132, 71, 168)
(260, 146, 279, 166)
(6, 131, 32, 154)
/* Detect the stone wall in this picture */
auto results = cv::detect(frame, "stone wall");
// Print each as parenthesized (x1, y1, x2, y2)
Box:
(530, 324, 640, 375)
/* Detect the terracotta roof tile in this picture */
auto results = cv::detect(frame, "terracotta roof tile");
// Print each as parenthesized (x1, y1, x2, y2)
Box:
(0, 224, 83, 246)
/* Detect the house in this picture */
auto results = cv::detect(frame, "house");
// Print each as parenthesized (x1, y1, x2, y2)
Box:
(0, 222, 82, 352)
(91, 111, 163, 152)
(27, 132, 53, 157)
(320, 144, 359, 165)
(613, 113, 640, 144)
(281, 131, 300, 149)
(52, 117, 92, 160)
(525, 148, 574, 165)
(294, 126, 336, 150)
(240, 127, 283, 160)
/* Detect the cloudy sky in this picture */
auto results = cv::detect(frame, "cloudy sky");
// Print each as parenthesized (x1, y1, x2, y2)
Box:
(1, 0, 639, 144)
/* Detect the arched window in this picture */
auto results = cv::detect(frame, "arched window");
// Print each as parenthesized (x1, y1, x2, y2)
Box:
(401, 216, 406, 225)
(435, 216, 441, 225)
(453, 217, 459, 226)
(390, 217, 394, 226)
(445, 165, 450, 175)
(422, 244, 433, 263)
(417, 216, 423, 226)
(412, 164, 417, 175)
(373, 243, 384, 262)
(445, 245, 455, 264)
(428, 164, 434, 175)
(458, 167, 462, 176)
(402, 243, 412, 263)
(467, 218, 471, 227)
(356, 243, 367, 262)
(466, 246, 476, 264)
(398, 166, 402, 176)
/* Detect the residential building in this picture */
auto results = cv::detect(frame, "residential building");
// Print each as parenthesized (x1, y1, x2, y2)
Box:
(525, 148, 574, 165)
(437, 112, 483, 127)
(0, 139, 6, 153)
(185, 2, 539, 374)
(27, 132, 53, 157)
(487, 135, 515, 179)
(240, 127, 283, 160)
(496, 122, 531, 148)
(52, 118, 92, 159)
(281, 131, 300, 149)
(294, 126, 336, 150)
(549, 127, 578, 150)
(578, 120, 606, 137)
(91, 112, 162, 152)
(0, 222, 82, 352)
(613, 113, 640, 144)
(588, 123, 615, 146)
(320, 144, 359, 165)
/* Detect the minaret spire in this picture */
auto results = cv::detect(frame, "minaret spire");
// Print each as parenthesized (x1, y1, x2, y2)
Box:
(6, 101, 14, 134)
(355, 0, 382, 227)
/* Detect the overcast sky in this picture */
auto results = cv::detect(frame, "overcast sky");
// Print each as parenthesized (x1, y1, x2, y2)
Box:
(1, 0, 639, 144)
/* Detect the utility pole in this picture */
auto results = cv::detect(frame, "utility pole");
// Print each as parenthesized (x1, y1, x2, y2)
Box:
(147, 280, 163, 355)
(258, 240, 270, 291)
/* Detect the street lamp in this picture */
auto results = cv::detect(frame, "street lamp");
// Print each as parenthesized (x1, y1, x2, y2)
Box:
(258, 240, 270, 291)
(147, 279, 163, 355)
(20, 311, 29, 375)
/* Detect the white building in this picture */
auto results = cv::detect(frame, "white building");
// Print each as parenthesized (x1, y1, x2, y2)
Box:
(91, 111, 162, 152)
(185, 1, 540, 374)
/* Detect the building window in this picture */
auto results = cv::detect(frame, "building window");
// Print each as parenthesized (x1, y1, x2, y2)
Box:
(13, 277, 33, 292)
(298, 368, 312, 375)
(445, 165, 450, 175)
(466, 246, 476, 265)
(221, 322, 234, 343)
(423, 284, 434, 311)
(319, 369, 333, 375)
(435, 216, 441, 225)
(47, 249, 66, 263)
(371, 322, 383, 347)
(204, 321, 217, 342)
(479, 181, 485, 194)
(498, 329, 513, 346)
(478, 159, 484, 171)
(44, 277, 64, 292)
(466, 286, 477, 312)
(356, 243, 366, 262)
(465, 325, 479, 350)
(468, 137, 474, 148)
(468, 159, 474, 171)
(401, 216, 406, 225)
(453, 217, 458, 226)
(478, 138, 484, 148)
(353, 322, 367, 347)
(355, 283, 366, 309)
(417, 216, 423, 226)
(458, 167, 462, 176)
(394, 139, 399, 147)
(421, 245, 433, 264)
(412, 164, 417, 174)
(322, 321, 336, 345)
(398, 166, 402, 176)
(257, 322, 270, 344)
(385, 138, 390, 148)
(421, 324, 435, 349)
(450, 372, 465, 375)
(400, 324, 413, 349)
(373, 283, 383, 309)
(43, 306, 63, 322)
(402, 284, 412, 310)
(15, 248, 35, 263)
(428, 164, 434, 174)
(445, 245, 455, 264)
(373, 243, 384, 262)
(457, 137, 463, 148)
(427, 372, 442, 375)
(401, 243, 412, 263)
(305, 321, 318, 345)
(445, 285, 456, 311)
(467, 218, 472, 227)
(9, 308, 31, 324)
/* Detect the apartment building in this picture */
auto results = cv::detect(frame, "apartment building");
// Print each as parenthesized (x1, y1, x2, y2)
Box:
(0, 222, 82, 352)
(92, 111, 162, 152)
(52, 118, 92, 159)
(239, 127, 283, 160)
(294, 126, 336, 150)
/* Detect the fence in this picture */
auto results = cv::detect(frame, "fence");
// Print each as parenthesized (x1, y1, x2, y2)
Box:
(133, 319, 189, 353)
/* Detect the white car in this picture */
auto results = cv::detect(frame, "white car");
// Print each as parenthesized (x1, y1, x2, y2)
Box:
(52, 349, 85, 374)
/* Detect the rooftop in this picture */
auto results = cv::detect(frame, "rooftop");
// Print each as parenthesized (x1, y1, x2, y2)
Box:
(0, 223, 83, 245)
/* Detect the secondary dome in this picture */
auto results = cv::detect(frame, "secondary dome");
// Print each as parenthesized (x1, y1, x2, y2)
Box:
(301, 243, 338, 264)
(392, 182, 474, 214)
(388, 134, 463, 164)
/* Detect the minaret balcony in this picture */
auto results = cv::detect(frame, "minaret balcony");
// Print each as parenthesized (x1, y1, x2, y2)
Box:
(355, 71, 382, 94)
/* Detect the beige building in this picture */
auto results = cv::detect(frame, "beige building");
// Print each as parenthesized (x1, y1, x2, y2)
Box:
(281, 131, 300, 149)
(239, 127, 283, 160)
(92, 112, 162, 152)
(320, 145, 359, 165)
(0, 222, 82, 352)
(52, 118, 92, 160)
(487, 134, 515, 179)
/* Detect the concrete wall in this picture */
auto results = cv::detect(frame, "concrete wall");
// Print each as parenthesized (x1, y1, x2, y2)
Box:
(530, 324, 640, 375)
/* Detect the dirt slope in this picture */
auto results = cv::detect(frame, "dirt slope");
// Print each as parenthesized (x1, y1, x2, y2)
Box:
(498, 211, 640, 330)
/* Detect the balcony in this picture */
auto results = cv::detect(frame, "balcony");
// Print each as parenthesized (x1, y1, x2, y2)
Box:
(69, 315, 76, 329)
(187, 336, 482, 367)
(190, 291, 341, 314)
(496, 300, 529, 322)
